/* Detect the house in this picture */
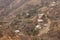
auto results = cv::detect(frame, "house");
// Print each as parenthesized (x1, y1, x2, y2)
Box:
(37, 19, 43, 22)
(15, 30, 20, 33)
(25, 13, 31, 18)
(35, 25, 41, 29)
(38, 13, 44, 18)
(50, 1, 56, 7)
(43, 24, 48, 27)
(38, 13, 44, 16)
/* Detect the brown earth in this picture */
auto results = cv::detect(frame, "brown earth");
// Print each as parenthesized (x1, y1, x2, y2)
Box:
(0, 0, 60, 40)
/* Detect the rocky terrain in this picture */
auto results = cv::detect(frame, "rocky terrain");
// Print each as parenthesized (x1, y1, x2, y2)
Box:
(0, 0, 60, 40)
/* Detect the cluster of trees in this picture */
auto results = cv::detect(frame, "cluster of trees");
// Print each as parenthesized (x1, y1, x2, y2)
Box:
(22, 9, 37, 18)
(0, 30, 3, 38)
(9, 9, 39, 37)
(21, 24, 39, 36)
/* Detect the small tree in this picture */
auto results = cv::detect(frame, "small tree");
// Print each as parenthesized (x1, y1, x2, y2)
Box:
(0, 30, 3, 38)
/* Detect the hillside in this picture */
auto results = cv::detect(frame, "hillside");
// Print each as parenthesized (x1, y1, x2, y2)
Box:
(0, 0, 60, 40)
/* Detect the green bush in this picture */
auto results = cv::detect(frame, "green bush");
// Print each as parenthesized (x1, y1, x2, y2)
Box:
(22, 26, 39, 36)
(0, 30, 3, 38)
(26, 20, 33, 23)
(16, 14, 22, 19)
(28, 9, 37, 16)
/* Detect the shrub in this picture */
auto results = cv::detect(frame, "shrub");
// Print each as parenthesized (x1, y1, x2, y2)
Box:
(26, 20, 33, 24)
(0, 30, 3, 38)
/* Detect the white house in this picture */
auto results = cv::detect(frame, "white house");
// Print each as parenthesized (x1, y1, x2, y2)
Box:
(26, 13, 29, 16)
(44, 24, 48, 26)
(15, 30, 20, 33)
(50, 1, 56, 6)
(37, 19, 43, 22)
(38, 13, 44, 18)
(35, 25, 42, 29)
(38, 13, 44, 16)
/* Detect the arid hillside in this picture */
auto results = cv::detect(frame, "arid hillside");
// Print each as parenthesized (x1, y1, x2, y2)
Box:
(0, 0, 60, 40)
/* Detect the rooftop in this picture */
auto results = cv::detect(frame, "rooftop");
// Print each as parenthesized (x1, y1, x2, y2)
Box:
(35, 25, 41, 29)
(15, 30, 20, 33)
(50, 1, 56, 6)
(37, 19, 43, 22)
